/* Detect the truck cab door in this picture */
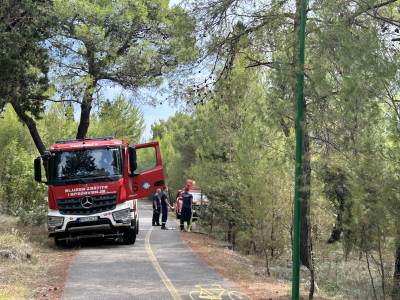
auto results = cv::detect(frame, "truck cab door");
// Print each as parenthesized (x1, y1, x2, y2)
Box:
(129, 141, 165, 199)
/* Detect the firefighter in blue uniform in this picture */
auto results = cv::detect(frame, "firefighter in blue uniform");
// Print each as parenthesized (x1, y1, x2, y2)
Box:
(180, 186, 193, 231)
(152, 189, 161, 226)
(161, 186, 173, 230)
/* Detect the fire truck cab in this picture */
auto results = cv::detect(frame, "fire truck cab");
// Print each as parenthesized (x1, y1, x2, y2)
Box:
(34, 137, 165, 246)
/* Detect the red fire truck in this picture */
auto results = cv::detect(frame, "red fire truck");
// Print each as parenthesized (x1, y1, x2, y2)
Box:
(34, 137, 164, 246)
(175, 179, 208, 220)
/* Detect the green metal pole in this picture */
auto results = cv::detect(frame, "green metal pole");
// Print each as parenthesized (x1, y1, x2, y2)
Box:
(292, 0, 307, 300)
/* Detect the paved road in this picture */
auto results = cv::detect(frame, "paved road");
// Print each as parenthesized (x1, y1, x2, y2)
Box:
(62, 201, 250, 300)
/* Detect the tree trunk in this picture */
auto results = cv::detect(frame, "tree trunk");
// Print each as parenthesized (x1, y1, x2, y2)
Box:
(327, 184, 345, 243)
(209, 210, 214, 234)
(264, 249, 271, 276)
(270, 210, 276, 259)
(232, 229, 236, 250)
(11, 102, 46, 155)
(393, 235, 400, 300)
(377, 233, 386, 299)
(366, 252, 379, 300)
(300, 129, 312, 269)
(300, 123, 315, 300)
(227, 221, 233, 248)
(76, 77, 97, 140)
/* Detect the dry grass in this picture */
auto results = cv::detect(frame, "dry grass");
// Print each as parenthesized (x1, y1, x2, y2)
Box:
(181, 231, 331, 300)
(0, 215, 75, 300)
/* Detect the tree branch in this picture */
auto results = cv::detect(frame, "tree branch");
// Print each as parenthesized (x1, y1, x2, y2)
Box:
(47, 98, 82, 104)
(350, 0, 397, 21)
(11, 102, 46, 155)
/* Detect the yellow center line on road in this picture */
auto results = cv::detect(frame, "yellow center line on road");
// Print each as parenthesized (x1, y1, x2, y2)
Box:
(145, 226, 183, 300)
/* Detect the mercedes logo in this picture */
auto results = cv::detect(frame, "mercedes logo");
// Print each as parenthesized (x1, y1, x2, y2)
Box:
(80, 196, 94, 209)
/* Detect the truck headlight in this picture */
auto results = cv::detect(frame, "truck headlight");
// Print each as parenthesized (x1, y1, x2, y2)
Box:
(112, 208, 131, 223)
(48, 216, 64, 228)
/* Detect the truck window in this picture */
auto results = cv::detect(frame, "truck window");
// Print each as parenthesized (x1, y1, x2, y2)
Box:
(53, 148, 123, 180)
(136, 146, 156, 173)
(192, 193, 202, 201)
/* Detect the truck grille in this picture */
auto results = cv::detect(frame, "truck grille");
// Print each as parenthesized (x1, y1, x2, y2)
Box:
(57, 194, 117, 215)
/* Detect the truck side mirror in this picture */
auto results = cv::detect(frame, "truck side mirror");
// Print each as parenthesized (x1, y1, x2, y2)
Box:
(128, 147, 137, 175)
(34, 157, 42, 182)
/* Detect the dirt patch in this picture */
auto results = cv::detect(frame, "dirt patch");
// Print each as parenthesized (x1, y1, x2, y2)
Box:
(32, 248, 75, 300)
(0, 215, 76, 300)
(181, 231, 290, 299)
(181, 231, 328, 300)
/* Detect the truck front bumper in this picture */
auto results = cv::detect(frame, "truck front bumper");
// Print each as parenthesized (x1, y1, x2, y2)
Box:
(47, 201, 137, 238)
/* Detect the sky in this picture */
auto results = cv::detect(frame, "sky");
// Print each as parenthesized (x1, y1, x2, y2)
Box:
(103, 85, 179, 141)
(140, 102, 178, 140)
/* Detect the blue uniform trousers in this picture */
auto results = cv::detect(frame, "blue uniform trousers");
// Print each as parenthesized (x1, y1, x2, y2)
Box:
(180, 207, 192, 230)
(161, 206, 168, 228)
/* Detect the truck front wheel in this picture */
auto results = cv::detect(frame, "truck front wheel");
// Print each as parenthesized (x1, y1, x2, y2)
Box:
(123, 227, 136, 245)
(54, 237, 67, 248)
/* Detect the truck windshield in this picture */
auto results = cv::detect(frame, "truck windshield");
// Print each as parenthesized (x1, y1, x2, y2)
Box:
(53, 148, 122, 181)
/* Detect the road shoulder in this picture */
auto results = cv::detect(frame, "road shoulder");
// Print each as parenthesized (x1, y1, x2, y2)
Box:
(180, 231, 292, 300)
(0, 215, 76, 300)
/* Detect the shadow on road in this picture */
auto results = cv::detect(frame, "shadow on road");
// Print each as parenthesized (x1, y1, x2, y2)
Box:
(58, 237, 128, 249)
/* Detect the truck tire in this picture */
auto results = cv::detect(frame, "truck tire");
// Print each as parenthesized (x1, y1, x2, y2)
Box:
(54, 237, 67, 248)
(136, 219, 139, 234)
(123, 227, 136, 245)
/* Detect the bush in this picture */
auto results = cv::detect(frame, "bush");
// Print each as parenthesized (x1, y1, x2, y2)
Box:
(17, 204, 47, 226)
(0, 139, 47, 219)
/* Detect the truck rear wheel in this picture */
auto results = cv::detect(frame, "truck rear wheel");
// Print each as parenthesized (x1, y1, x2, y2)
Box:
(136, 219, 139, 234)
(123, 228, 136, 245)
